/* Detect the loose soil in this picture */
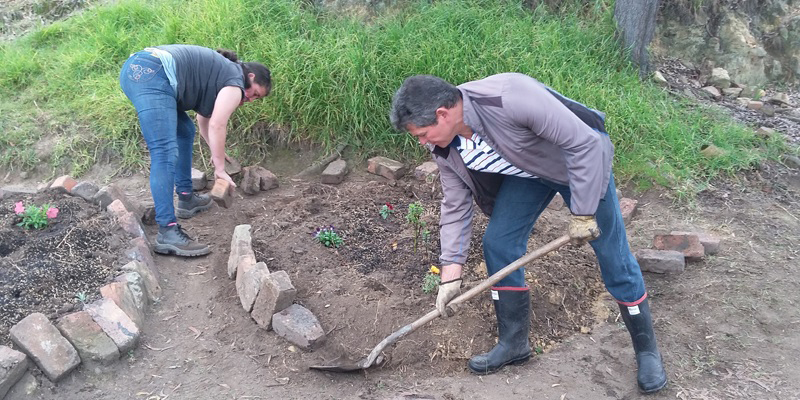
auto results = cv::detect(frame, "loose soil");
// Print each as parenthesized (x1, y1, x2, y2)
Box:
(0, 190, 128, 345)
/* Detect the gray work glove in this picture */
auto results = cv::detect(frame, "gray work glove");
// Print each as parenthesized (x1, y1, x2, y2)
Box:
(568, 215, 601, 245)
(435, 278, 462, 318)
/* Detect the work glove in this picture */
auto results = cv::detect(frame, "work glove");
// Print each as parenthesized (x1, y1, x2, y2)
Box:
(435, 278, 462, 318)
(568, 215, 601, 245)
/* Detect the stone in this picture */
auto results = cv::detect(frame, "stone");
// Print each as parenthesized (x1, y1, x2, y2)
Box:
(191, 168, 207, 191)
(107, 199, 145, 239)
(84, 298, 139, 353)
(237, 262, 271, 313)
(9, 313, 80, 382)
(760, 103, 776, 117)
(653, 233, 705, 261)
(225, 157, 242, 176)
(0, 346, 28, 398)
(251, 271, 297, 329)
(670, 231, 721, 255)
(747, 101, 764, 111)
(257, 168, 279, 191)
(100, 281, 145, 329)
(755, 127, 776, 139)
(767, 92, 793, 107)
(121, 260, 161, 303)
(546, 193, 565, 210)
(210, 179, 233, 208)
(93, 184, 143, 219)
(722, 87, 742, 98)
(272, 304, 326, 350)
(414, 161, 439, 182)
(69, 181, 99, 201)
(735, 97, 751, 107)
(619, 197, 638, 225)
(706, 67, 731, 89)
(636, 249, 685, 274)
(782, 155, 800, 169)
(0, 185, 37, 194)
(227, 224, 255, 279)
(141, 202, 156, 226)
(700, 86, 721, 100)
(241, 166, 262, 195)
(652, 71, 668, 86)
(321, 160, 348, 185)
(5, 371, 38, 398)
(56, 312, 119, 370)
(367, 156, 407, 180)
(49, 175, 77, 194)
(739, 85, 756, 98)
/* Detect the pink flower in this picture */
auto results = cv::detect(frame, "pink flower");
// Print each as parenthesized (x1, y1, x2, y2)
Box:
(46, 207, 59, 219)
(14, 202, 25, 215)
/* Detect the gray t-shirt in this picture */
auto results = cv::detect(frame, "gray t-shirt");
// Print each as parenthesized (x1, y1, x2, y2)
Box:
(156, 45, 245, 117)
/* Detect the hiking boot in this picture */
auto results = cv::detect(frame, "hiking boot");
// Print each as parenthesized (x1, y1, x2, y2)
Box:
(154, 224, 211, 257)
(468, 287, 532, 375)
(176, 192, 213, 219)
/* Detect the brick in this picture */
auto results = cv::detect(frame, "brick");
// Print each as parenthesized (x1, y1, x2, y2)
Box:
(636, 249, 685, 274)
(121, 259, 161, 303)
(191, 168, 207, 191)
(93, 185, 143, 219)
(367, 156, 407, 180)
(619, 197, 639, 225)
(241, 166, 262, 195)
(210, 179, 233, 208)
(56, 312, 119, 369)
(237, 262, 271, 313)
(107, 199, 145, 239)
(272, 304, 326, 350)
(321, 160, 348, 185)
(670, 231, 721, 255)
(225, 157, 242, 176)
(653, 233, 705, 261)
(257, 168, 278, 191)
(9, 313, 80, 382)
(547, 193, 565, 210)
(251, 271, 297, 329)
(4, 371, 37, 398)
(227, 224, 254, 279)
(0, 345, 29, 398)
(84, 298, 139, 353)
(49, 175, 77, 194)
(747, 101, 763, 111)
(414, 161, 439, 182)
(100, 281, 144, 329)
(70, 181, 99, 201)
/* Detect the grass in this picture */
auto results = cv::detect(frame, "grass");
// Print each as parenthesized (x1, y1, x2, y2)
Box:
(0, 0, 791, 196)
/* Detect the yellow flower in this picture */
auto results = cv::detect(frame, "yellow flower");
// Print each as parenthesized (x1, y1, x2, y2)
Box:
(430, 266, 440, 275)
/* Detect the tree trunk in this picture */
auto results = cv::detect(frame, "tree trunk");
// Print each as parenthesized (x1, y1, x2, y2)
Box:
(614, 0, 660, 78)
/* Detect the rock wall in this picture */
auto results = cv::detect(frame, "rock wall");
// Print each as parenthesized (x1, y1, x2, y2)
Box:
(653, 0, 800, 85)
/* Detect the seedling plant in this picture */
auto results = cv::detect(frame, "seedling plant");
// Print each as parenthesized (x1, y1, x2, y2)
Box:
(314, 225, 344, 248)
(14, 201, 59, 230)
(406, 201, 425, 253)
(422, 265, 441, 294)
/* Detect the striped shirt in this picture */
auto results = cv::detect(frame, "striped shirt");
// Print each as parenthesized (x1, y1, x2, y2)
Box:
(456, 133, 536, 178)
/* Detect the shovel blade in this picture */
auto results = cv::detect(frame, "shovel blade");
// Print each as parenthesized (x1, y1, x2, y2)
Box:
(308, 363, 365, 373)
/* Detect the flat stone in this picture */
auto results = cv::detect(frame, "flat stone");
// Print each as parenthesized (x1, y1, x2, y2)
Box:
(0, 346, 29, 399)
(755, 127, 776, 139)
(210, 179, 233, 208)
(636, 249, 685, 274)
(107, 199, 145, 239)
(49, 175, 77, 194)
(619, 197, 638, 225)
(225, 157, 242, 176)
(4, 371, 38, 398)
(414, 161, 439, 182)
(9, 313, 80, 382)
(653, 233, 705, 261)
(100, 281, 144, 329)
(321, 160, 348, 185)
(700, 86, 721, 100)
(93, 184, 143, 219)
(707, 67, 731, 89)
(272, 304, 326, 350)
(237, 262, 271, 313)
(367, 156, 407, 180)
(191, 168, 207, 191)
(121, 259, 161, 303)
(547, 193, 565, 210)
(670, 231, 721, 255)
(251, 271, 297, 329)
(70, 181, 99, 202)
(56, 312, 119, 370)
(84, 298, 139, 353)
(228, 224, 254, 279)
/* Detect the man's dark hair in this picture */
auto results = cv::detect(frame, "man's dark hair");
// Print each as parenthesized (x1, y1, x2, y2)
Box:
(390, 75, 460, 131)
(217, 48, 272, 91)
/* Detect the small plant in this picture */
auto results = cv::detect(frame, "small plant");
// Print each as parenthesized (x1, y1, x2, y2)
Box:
(14, 201, 59, 230)
(378, 202, 395, 219)
(74, 292, 88, 304)
(314, 225, 344, 248)
(422, 265, 441, 294)
(406, 201, 426, 253)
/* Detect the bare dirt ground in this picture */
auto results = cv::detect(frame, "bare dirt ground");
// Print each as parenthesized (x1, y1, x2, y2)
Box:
(3, 149, 799, 400)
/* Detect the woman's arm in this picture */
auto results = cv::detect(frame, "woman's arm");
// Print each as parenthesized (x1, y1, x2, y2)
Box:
(207, 86, 243, 186)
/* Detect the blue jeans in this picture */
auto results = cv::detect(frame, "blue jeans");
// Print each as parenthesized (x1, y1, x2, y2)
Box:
(483, 174, 647, 304)
(119, 51, 195, 227)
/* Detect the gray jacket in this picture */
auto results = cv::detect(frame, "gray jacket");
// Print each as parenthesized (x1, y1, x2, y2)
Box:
(434, 73, 614, 265)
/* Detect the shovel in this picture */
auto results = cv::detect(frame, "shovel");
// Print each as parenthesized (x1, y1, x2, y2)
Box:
(310, 234, 571, 372)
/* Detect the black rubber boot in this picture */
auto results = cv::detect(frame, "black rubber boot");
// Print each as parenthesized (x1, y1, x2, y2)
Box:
(154, 224, 211, 257)
(176, 192, 213, 219)
(468, 288, 532, 375)
(619, 298, 668, 393)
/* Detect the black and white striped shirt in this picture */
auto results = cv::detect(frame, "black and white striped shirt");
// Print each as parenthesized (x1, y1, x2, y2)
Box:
(456, 133, 536, 178)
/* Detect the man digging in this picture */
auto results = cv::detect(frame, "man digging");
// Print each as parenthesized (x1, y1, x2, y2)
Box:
(390, 73, 667, 393)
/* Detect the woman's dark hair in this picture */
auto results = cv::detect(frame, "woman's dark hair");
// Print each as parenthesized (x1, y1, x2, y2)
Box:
(216, 48, 272, 91)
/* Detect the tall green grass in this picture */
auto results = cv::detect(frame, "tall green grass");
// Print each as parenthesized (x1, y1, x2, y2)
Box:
(0, 0, 789, 194)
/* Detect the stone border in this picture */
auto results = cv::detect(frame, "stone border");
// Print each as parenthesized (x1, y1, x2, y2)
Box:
(1, 175, 163, 397)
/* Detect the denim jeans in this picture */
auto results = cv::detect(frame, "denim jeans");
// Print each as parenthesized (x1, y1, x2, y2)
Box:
(483, 174, 647, 304)
(119, 51, 195, 227)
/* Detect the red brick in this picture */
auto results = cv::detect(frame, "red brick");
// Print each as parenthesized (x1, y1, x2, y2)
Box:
(107, 200, 145, 239)
(237, 262, 270, 313)
(367, 156, 407, 180)
(49, 175, 77, 194)
(670, 231, 721, 255)
(0, 345, 28, 398)
(251, 271, 297, 329)
(636, 249, 685, 274)
(321, 160, 348, 185)
(210, 179, 233, 208)
(10, 313, 80, 382)
(414, 161, 439, 182)
(56, 312, 119, 368)
(227, 224, 254, 279)
(653, 233, 705, 261)
(100, 282, 144, 329)
(619, 197, 639, 225)
(84, 299, 139, 353)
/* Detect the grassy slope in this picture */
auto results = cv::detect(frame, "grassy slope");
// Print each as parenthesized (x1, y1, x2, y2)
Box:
(0, 0, 788, 195)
